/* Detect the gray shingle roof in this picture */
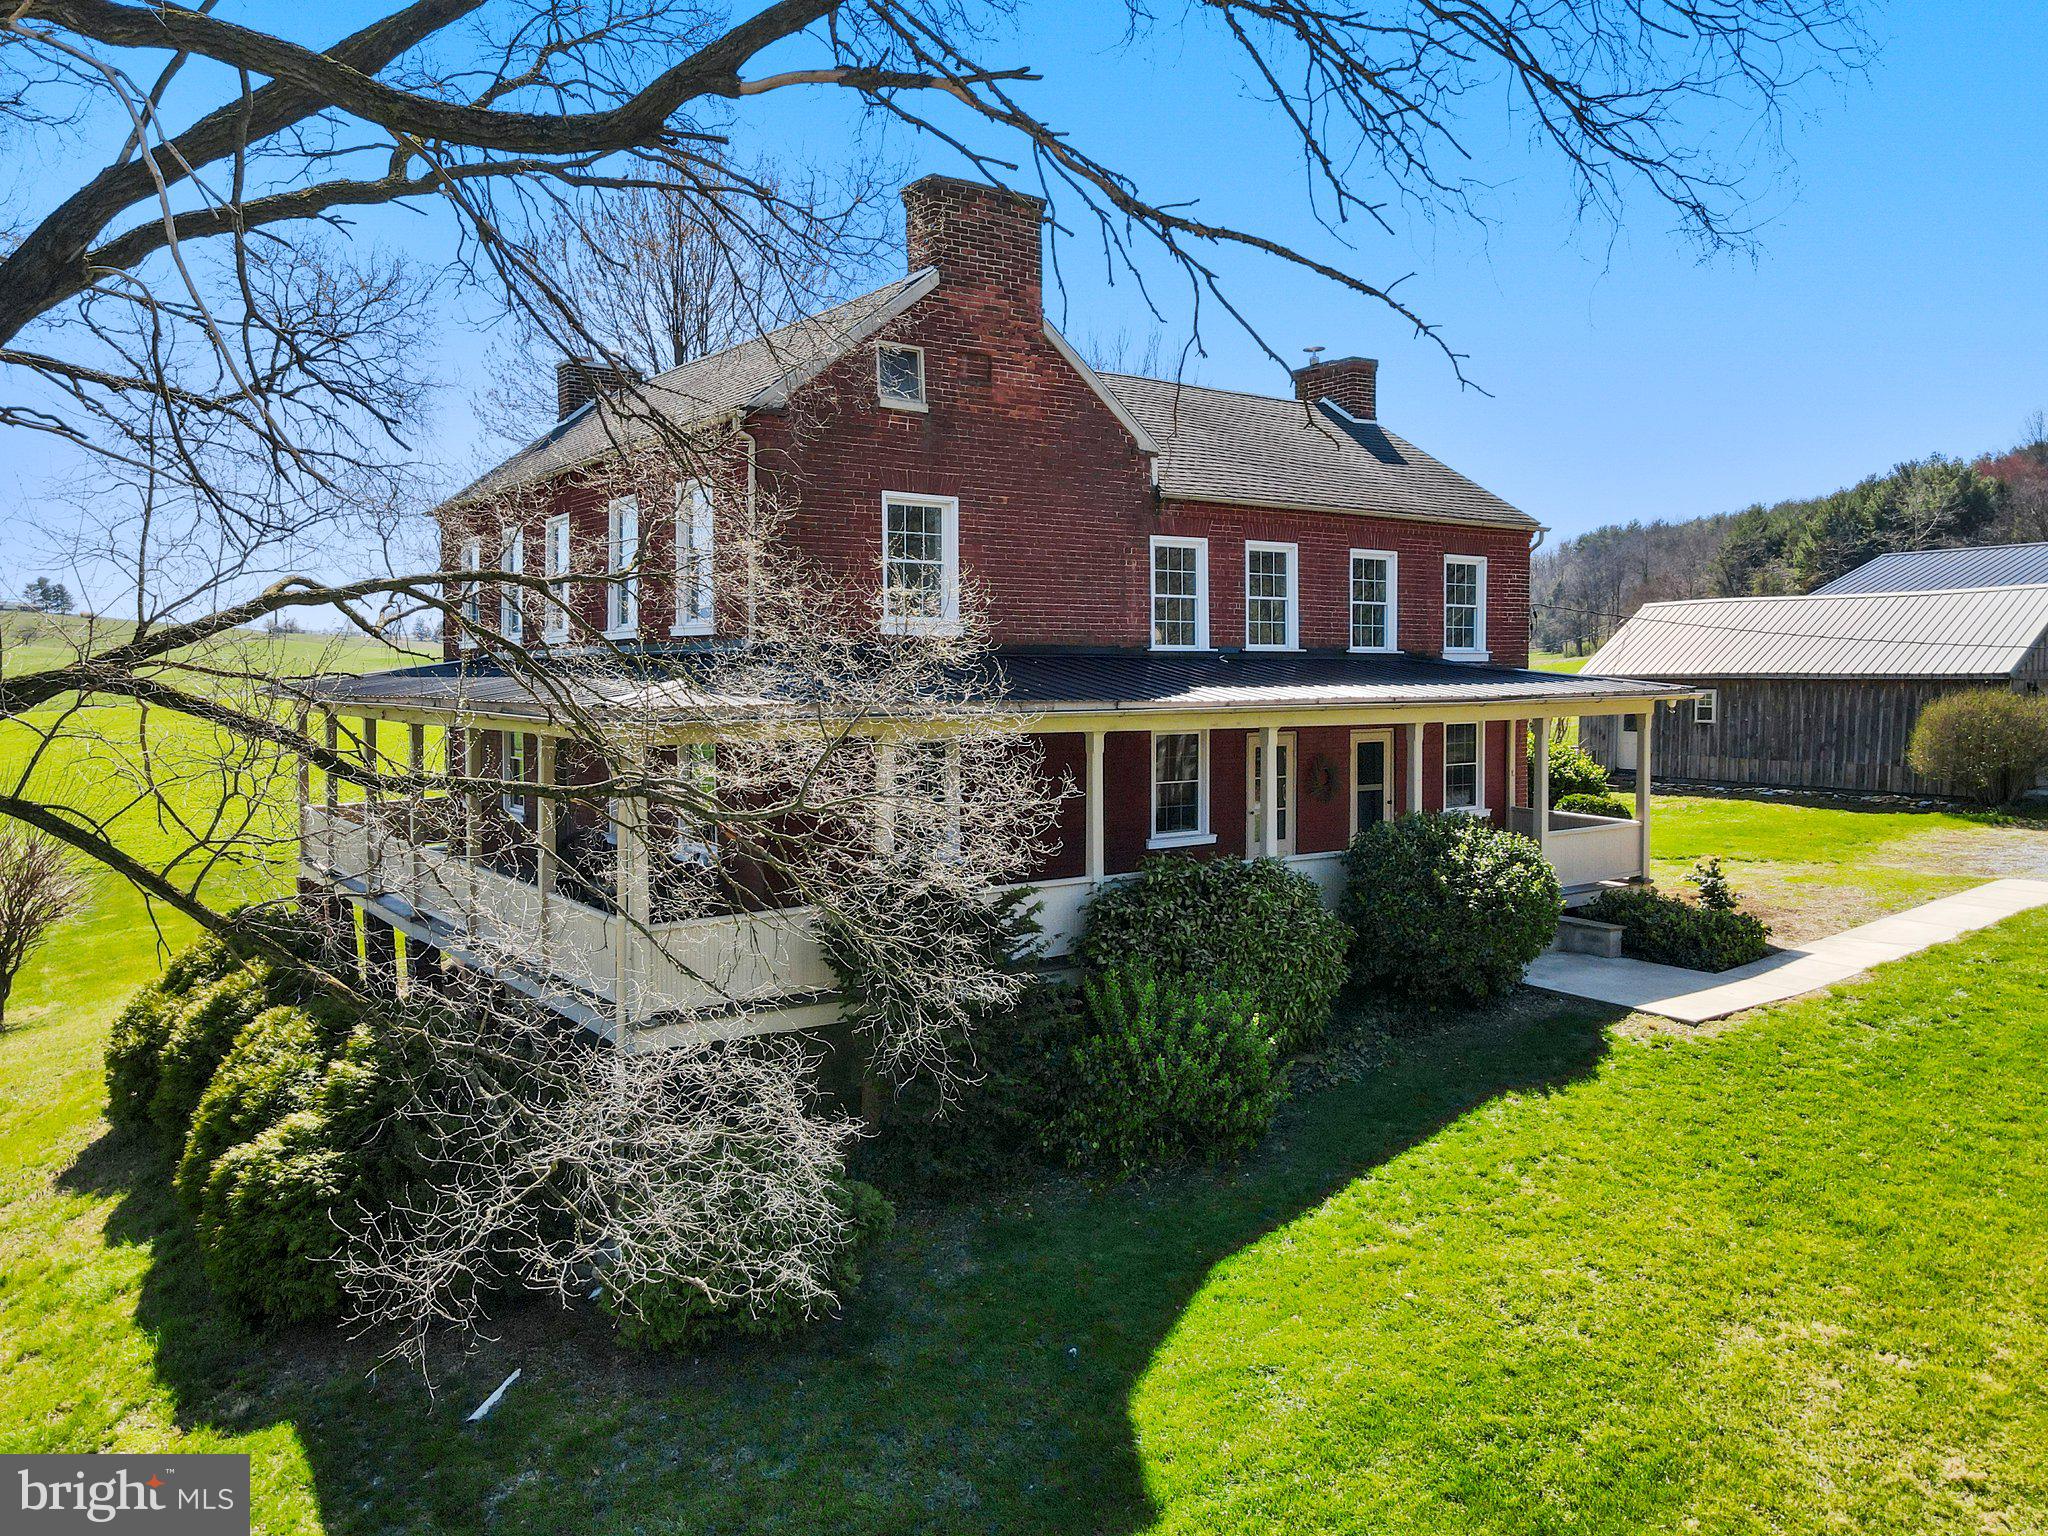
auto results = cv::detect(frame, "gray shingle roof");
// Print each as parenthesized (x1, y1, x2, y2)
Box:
(446, 271, 937, 507)
(301, 647, 1684, 721)
(1584, 585, 2048, 681)
(1098, 375, 1537, 531)
(1812, 542, 2048, 595)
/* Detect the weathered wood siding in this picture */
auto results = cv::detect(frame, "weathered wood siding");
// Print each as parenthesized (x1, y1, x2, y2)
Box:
(1579, 679, 2028, 796)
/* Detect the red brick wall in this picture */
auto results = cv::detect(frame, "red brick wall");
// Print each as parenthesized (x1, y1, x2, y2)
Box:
(1033, 731, 1088, 881)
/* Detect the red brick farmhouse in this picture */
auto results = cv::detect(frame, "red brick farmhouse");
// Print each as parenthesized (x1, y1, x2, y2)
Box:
(302, 176, 1688, 1042)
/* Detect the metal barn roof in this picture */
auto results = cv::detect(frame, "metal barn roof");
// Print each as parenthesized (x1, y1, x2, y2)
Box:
(1583, 584, 2048, 682)
(1813, 542, 2048, 595)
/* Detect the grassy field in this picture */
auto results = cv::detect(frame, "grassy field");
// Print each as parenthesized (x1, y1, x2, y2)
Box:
(4, 684, 2048, 1532)
(1529, 651, 1589, 673)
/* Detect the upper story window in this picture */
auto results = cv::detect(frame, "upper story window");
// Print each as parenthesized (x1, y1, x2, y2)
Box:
(498, 528, 524, 643)
(1444, 555, 1487, 659)
(1695, 688, 1719, 725)
(1150, 730, 1211, 847)
(881, 493, 959, 634)
(1245, 541, 1299, 650)
(1150, 536, 1209, 650)
(1444, 722, 1482, 811)
(542, 514, 571, 641)
(1350, 549, 1397, 652)
(876, 344, 927, 411)
(673, 480, 715, 636)
(457, 538, 482, 645)
(605, 495, 639, 638)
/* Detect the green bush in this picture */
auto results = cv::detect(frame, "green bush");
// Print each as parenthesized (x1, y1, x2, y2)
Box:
(1908, 689, 2048, 806)
(148, 965, 287, 1152)
(106, 987, 178, 1130)
(1043, 965, 1281, 1174)
(1343, 813, 1561, 1005)
(1556, 792, 1634, 819)
(852, 978, 1075, 1197)
(174, 1000, 354, 1210)
(1076, 856, 1347, 1053)
(195, 1109, 355, 1323)
(607, 1179, 895, 1351)
(1578, 887, 1771, 971)
(1545, 736, 1611, 801)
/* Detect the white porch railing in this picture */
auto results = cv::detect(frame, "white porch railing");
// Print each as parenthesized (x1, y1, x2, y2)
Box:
(1507, 806, 1646, 890)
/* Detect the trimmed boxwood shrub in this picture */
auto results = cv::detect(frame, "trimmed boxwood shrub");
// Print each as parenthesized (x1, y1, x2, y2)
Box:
(1546, 737, 1611, 801)
(606, 1179, 895, 1351)
(1076, 856, 1347, 1052)
(1042, 965, 1281, 1173)
(174, 999, 356, 1210)
(1556, 792, 1635, 820)
(148, 965, 290, 1152)
(195, 1109, 355, 1323)
(1343, 813, 1561, 1005)
(1578, 887, 1771, 972)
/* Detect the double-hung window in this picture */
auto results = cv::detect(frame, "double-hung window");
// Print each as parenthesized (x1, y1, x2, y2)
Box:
(1150, 730, 1210, 846)
(1244, 542, 1298, 650)
(542, 514, 571, 641)
(671, 743, 719, 866)
(498, 528, 524, 643)
(1443, 722, 1482, 812)
(457, 539, 482, 645)
(1149, 536, 1208, 650)
(1349, 550, 1397, 651)
(605, 495, 639, 638)
(881, 493, 959, 634)
(500, 731, 528, 822)
(1695, 688, 1719, 725)
(673, 480, 715, 636)
(1443, 555, 1487, 658)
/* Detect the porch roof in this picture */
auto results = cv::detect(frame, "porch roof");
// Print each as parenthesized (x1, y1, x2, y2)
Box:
(298, 646, 1689, 724)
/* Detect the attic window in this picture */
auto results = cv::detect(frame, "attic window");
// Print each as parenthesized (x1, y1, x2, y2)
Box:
(877, 344, 927, 411)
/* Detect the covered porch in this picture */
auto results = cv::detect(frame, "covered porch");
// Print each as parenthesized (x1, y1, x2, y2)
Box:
(296, 651, 1691, 1041)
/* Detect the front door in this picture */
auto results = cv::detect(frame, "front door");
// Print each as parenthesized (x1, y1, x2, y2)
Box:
(1617, 712, 1640, 772)
(1351, 729, 1393, 834)
(1246, 732, 1295, 855)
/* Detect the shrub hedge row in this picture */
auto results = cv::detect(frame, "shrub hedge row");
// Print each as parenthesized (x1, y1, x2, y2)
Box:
(1578, 887, 1772, 972)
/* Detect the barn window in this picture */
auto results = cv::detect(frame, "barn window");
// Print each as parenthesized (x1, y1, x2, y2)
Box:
(1695, 688, 1718, 725)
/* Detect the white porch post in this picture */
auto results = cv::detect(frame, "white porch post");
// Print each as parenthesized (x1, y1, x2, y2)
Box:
(1531, 716, 1552, 866)
(1406, 723, 1424, 815)
(406, 722, 425, 900)
(612, 754, 650, 1036)
(294, 705, 312, 874)
(458, 726, 480, 936)
(1259, 723, 1280, 857)
(1634, 707, 1655, 880)
(535, 734, 559, 969)
(1084, 729, 1105, 881)
(321, 713, 340, 872)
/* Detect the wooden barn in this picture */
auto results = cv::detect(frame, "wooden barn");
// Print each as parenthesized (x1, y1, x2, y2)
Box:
(1578, 566, 2048, 796)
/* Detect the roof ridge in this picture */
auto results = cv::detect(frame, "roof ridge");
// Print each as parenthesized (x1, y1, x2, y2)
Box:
(634, 268, 931, 392)
(1099, 371, 1310, 410)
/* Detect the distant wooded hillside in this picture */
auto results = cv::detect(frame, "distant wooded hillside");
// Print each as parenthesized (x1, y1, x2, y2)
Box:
(1533, 426, 2048, 654)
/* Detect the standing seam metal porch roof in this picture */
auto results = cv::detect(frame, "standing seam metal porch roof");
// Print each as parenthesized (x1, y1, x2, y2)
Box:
(298, 648, 1689, 722)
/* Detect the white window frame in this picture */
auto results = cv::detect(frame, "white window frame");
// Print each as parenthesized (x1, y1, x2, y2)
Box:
(605, 495, 639, 639)
(1695, 687, 1718, 725)
(542, 513, 571, 641)
(672, 480, 716, 637)
(670, 742, 719, 866)
(1148, 729, 1214, 849)
(1442, 721, 1486, 814)
(1348, 549, 1399, 653)
(498, 528, 524, 643)
(880, 492, 961, 635)
(1148, 535, 1209, 651)
(1244, 540, 1300, 651)
(1443, 554, 1488, 661)
(500, 730, 528, 822)
(457, 538, 482, 648)
(875, 343, 928, 412)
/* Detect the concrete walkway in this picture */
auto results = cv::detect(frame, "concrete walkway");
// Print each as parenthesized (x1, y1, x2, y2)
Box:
(1526, 878, 2048, 1024)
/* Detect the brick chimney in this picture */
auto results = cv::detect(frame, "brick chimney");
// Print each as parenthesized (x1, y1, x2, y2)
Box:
(902, 174, 1044, 313)
(1294, 356, 1379, 421)
(555, 358, 641, 420)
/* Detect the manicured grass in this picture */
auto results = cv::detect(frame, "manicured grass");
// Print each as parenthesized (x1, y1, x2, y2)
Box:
(1529, 651, 1589, 673)
(5, 695, 2048, 1531)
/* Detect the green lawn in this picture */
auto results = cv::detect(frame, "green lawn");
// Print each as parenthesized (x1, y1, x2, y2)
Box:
(5, 706, 2048, 1530)
(1529, 651, 1589, 673)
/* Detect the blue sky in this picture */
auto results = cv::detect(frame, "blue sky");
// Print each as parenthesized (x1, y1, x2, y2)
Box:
(6, 0, 2046, 580)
